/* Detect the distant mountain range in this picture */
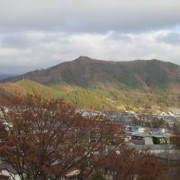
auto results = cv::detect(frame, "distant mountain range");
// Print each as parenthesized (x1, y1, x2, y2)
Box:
(1, 56, 180, 113)
(0, 74, 17, 80)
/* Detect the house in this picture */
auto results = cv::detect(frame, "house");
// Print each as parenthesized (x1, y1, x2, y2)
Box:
(63, 168, 80, 180)
(0, 162, 20, 180)
(151, 128, 167, 134)
(0, 107, 9, 118)
(0, 162, 81, 180)
(118, 134, 131, 142)
(169, 108, 180, 115)
(130, 131, 174, 145)
(132, 126, 146, 133)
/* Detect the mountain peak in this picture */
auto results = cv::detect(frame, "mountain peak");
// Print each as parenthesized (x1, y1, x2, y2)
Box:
(76, 56, 92, 61)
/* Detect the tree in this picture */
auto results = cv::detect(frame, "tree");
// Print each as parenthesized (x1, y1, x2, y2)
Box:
(0, 94, 119, 179)
(94, 146, 168, 180)
(150, 117, 167, 128)
(173, 122, 180, 135)
(170, 136, 180, 147)
(0, 94, 168, 180)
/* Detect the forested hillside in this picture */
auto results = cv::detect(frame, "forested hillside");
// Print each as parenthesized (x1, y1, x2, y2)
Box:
(2, 56, 180, 90)
(1, 57, 180, 113)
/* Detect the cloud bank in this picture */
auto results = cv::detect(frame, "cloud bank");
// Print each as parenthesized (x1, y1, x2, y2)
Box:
(1, 0, 180, 33)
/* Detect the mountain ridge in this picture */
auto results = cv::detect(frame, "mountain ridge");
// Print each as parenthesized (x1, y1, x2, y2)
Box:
(2, 56, 180, 90)
(1, 56, 180, 113)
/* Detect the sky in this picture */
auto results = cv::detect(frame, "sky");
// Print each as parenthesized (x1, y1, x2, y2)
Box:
(0, 0, 180, 74)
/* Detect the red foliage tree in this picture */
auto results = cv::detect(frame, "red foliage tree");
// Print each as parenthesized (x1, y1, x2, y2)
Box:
(170, 136, 180, 147)
(94, 146, 167, 180)
(0, 94, 168, 180)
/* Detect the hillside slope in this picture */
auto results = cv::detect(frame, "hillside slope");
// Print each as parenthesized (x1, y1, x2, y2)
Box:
(0, 79, 115, 111)
(0, 79, 179, 113)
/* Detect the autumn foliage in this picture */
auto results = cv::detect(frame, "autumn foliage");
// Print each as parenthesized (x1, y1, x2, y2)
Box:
(0, 94, 168, 180)
(170, 136, 180, 147)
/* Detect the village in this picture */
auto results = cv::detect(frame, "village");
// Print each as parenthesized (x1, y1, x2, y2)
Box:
(1, 107, 180, 179)
(81, 109, 180, 160)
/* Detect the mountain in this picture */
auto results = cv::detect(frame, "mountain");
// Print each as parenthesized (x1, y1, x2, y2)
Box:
(1, 57, 180, 113)
(2, 56, 180, 90)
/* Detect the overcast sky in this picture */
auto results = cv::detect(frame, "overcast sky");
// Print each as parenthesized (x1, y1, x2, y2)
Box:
(0, 0, 180, 74)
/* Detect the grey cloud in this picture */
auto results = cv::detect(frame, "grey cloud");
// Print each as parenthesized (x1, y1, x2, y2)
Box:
(105, 32, 132, 42)
(0, 32, 70, 50)
(1, 34, 33, 49)
(40, 34, 71, 44)
(0, 0, 180, 33)
(157, 32, 180, 45)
